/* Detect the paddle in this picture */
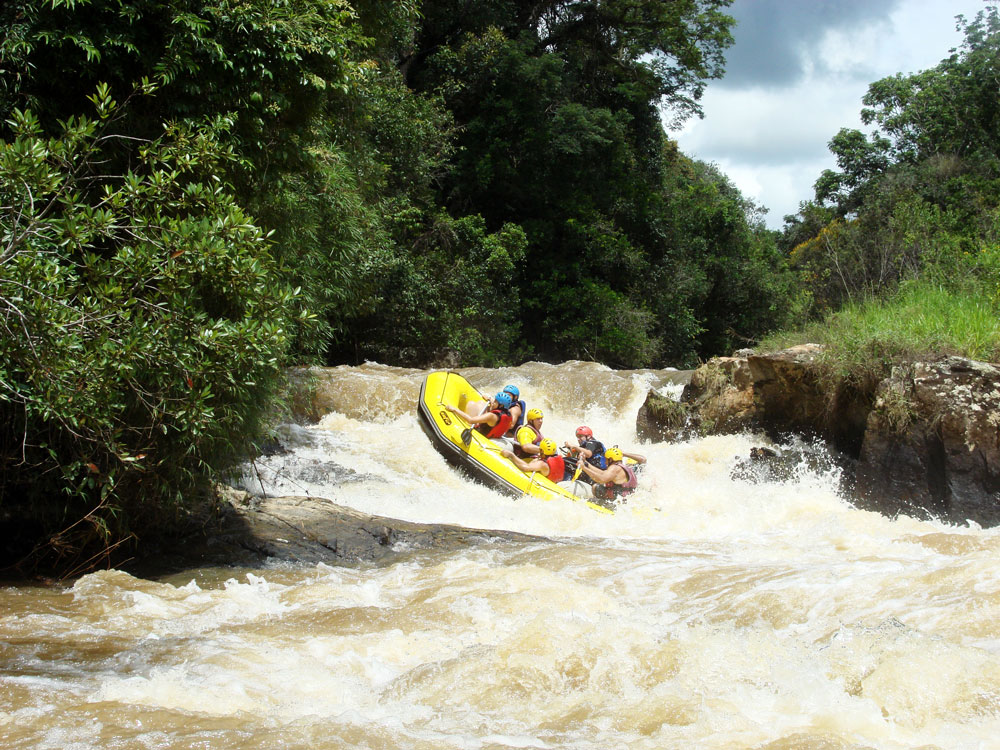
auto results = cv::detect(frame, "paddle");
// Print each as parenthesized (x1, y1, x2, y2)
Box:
(440, 371, 450, 405)
(436, 371, 473, 445)
(520, 471, 537, 500)
(561, 442, 586, 482)
(462, 431, 509, 453)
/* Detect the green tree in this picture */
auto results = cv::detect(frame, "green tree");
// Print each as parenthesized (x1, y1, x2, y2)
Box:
(335, 214, 529, 366)
(657, 152, 795, 362)
(395, 0, 744, 366)
(0, 89, 292, 573)
(786, 6, 1000, 315)
(1, 0, 375, 359)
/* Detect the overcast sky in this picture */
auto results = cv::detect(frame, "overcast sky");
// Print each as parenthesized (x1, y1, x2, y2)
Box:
(670, 0, 991, 230)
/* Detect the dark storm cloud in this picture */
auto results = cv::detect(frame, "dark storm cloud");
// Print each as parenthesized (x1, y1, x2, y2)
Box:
(719, 0, 902, 88)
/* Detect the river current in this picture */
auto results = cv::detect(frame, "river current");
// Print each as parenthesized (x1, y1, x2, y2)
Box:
(3, 361, 1000, 749)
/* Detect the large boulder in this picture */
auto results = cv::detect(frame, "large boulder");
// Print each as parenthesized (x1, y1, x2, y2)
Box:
(636, 356, 755, 442)
(128, 488, 540, 576)
(638, 347, 1000, 526)
(857, 358, 1000, 524)
(744, 344, 828, 435)
(746, 344, 872, 454)
(637, 346, 832, 442)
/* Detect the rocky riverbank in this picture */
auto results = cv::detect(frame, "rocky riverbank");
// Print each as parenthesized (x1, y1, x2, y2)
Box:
(637, 345, 1000, 527)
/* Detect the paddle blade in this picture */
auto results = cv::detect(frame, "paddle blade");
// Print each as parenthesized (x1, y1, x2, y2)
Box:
(572, 457, 584, 481)
(461, 428, 472, 446)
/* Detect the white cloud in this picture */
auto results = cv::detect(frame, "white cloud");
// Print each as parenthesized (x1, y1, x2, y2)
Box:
(670, 0, 987, 229)
(677, 83, 864, 165)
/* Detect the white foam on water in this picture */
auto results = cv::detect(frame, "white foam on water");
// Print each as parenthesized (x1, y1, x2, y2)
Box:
(4, 363, 1000, 750)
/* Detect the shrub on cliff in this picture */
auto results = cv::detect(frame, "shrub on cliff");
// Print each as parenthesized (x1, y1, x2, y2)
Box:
(783, 7, 1000, 321)
(760, 280, 1000, 385)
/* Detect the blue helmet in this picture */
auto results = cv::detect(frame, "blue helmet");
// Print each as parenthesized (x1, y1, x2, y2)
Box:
(504, 384, 520, 399)
(494, 391, 514, 409)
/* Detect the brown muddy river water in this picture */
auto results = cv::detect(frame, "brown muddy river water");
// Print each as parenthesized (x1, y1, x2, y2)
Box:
(3, 362, 1000, 749)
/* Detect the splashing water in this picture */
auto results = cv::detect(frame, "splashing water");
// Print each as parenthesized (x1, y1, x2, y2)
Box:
(3, 362, 1000, 750)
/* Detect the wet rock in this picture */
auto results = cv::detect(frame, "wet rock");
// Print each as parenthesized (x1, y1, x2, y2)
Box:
(730, 446, 789, 483)
(745, 344, 873, 455)
(744, 345, 826, 434)
(729, 443, 843, 485)
(857, 358, 1000, 524)
(132, 488, 541, 574)
(636, 358, 752, 441)
(683, 355, 757, 434)
(232, 423, 380, 496)
(276, 423, 328, 448)
(639, 344, 872, 449)
(290, 459, 373, 486)
(235, 495, 539, 565)
(638, 347, 1000, 526)
(636, 391, 691, 442)
(255, 437, 289, 457)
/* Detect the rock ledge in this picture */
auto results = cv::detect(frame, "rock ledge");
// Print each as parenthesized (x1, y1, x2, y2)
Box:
(637, 347, 1000, 526)
(130, 489, 540, 575)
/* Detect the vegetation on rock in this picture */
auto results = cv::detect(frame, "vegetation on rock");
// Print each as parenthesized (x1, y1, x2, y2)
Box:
(777, 7, 1000, 377)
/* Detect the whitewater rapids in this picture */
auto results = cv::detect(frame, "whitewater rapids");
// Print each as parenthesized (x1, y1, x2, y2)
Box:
(2, 361, 1000, 750)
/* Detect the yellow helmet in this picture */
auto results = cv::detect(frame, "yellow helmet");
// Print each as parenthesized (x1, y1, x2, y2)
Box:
(526, 407, 544, 421)
(605, 446, 623, 462)
(516, 426, 537, 446)
(539, 438, 558, 456)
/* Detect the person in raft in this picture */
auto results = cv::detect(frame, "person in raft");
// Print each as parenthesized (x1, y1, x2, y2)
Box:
(446, 391, 515, 440)
(501, 438, 565, 482)
(576, 445, 646, 502)
(513, 408, 545, 457)
(465, 384, 524, 436)
(502, 384, 525, 436)
(563, 425, 607, 470)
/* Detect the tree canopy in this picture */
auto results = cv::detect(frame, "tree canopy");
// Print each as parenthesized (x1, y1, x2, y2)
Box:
(0, 0, 802, 572)
(337, 0, 790, 368)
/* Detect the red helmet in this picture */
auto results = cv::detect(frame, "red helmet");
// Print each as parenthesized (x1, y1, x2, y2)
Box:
(575, 426, 593, 439)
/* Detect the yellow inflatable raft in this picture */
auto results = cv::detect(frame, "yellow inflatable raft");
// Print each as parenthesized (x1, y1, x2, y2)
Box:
(417, 371, 613, 514)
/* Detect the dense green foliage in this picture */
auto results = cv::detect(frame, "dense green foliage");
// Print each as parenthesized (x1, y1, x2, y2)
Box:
(362, 0, 792, 367)
(1, 0, 800, 571)
(0, 88, 292, 572)
(782, 7, 1000, 327)
(1, 0, 377, 570)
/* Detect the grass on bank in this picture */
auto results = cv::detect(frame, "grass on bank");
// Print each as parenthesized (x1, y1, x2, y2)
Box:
(758, 280, 1000, 383)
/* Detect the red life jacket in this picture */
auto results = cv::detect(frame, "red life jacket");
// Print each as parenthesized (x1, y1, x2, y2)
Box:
(545, 454, 565, 483)
(604, 461, 637, 496)
(476, 409, 512, 439)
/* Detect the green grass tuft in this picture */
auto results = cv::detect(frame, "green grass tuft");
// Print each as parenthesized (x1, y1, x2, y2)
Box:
(758, 281, 1000, 382)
